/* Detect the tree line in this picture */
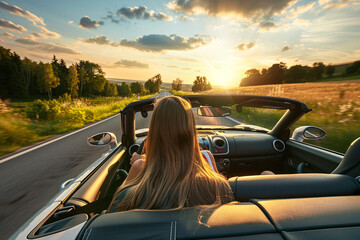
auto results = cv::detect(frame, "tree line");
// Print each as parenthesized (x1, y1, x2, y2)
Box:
(240, 61, 360, 86)
(171, 76, 212, 92)
(0, 46, 162, 99)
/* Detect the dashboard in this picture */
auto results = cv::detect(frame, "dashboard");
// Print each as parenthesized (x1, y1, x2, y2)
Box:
(132, 129, 286, 177)
(197, 130, 286, 177)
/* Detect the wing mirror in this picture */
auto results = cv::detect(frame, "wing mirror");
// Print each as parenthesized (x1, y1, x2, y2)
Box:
(291, 126, 326, 142)
(197, 106, 231, 117)
(87, 132, 118, 148)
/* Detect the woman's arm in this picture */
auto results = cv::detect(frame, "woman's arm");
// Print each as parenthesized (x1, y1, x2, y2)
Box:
(202, 150, 219, 173)
(122, 153, 145, 186)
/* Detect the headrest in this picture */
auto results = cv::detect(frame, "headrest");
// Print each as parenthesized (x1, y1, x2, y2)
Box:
(228, 173, 360, 201)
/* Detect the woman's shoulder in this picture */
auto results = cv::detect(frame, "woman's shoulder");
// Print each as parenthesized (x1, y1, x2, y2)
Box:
(108, 186, 133, 212)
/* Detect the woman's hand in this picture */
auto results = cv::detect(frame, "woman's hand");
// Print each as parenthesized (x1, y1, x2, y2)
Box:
(130, 152, 145, 165)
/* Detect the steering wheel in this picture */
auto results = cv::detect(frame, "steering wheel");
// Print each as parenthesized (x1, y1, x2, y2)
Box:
(136, 138, 146, 155)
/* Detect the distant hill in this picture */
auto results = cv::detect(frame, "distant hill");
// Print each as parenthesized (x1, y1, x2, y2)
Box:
(107, 78, 194, 91)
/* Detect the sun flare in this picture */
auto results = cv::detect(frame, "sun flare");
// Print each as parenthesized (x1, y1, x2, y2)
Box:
(210, 68, 235, 88)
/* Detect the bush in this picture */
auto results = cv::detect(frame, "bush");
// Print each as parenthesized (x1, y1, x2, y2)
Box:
(26, 99, 61, 120)
(67, 108, 86, 123)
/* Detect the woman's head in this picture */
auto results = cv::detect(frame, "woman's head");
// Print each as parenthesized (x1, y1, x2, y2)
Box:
(145, 96, 198, 174)
(114, 96, 233, 211)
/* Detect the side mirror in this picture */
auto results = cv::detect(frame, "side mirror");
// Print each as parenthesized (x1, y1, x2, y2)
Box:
(197, 106, 231, 117)
(291, 126, 326, 142)
(87, 132, 118, 148)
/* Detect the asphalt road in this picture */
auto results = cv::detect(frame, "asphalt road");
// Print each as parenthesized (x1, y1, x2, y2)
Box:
(0, 91, 239, 239)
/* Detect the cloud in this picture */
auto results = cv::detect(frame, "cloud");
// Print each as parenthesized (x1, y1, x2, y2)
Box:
(0, 32, 15, 38)
(259, 21, 277, 30)
(79, 16, 104, 29)
(37, 26, 61, 38)
(167, 65, 179, 68)
(318, 0, 331, 5)
(287, 2, 316, 19)
(182, 67, 192, 70)
(180, 15, 193, 21)
(119, 34, 211, 52)
(236, 42, 256, 50)
(80, 34, 211, 52)
(0, 1, 44, 25)
(117, 6, 173, 21)
(0, 19, 27, 32)
(80, 35, 112, 45)
(15, 37, 79, 54)
(281, 45, 291, 52)
(293, 18, 310, 26)
(167, 0, 296, 19)
(114, 60, 149, 69)
(323, 3, 347, 9)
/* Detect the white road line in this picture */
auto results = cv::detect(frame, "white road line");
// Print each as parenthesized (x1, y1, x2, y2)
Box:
(225, 116, 243, 125)
(0, 113, 120, 165)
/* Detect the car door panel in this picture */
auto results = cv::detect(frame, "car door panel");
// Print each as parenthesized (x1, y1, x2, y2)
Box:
(285, 140, 343, 173)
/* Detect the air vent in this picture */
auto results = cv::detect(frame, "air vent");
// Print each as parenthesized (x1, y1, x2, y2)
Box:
(213, 137, 225, 148)
(273, 139, 285, 152)
(128, 144, 140, 155)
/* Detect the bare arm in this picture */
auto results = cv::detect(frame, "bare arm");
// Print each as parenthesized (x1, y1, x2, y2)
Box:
(122, 153, 145, 186)
(203, 150, 219, 173)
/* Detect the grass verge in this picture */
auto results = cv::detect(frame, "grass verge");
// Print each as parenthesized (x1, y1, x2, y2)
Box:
(0, 94, 155, 157)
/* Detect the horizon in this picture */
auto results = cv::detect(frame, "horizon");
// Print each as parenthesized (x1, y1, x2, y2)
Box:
(1, 0, 359, 87)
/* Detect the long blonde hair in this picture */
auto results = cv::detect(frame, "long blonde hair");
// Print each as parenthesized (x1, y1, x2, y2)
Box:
(112, 96, 233, 211)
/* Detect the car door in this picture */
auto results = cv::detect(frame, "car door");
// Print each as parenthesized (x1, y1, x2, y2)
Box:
(285, 139, 343, 173)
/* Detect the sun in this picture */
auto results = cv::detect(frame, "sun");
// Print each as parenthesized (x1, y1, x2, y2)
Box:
(210, 67, 235, 88)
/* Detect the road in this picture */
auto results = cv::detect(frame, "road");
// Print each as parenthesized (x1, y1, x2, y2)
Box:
(0, 91, 239, 239)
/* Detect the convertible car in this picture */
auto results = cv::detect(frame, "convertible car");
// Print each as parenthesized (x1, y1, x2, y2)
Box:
(11, 94, 360, 240)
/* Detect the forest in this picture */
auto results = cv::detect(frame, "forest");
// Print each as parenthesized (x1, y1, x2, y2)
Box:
(240, 61, 360, 86)
(0, 46, 162, 100)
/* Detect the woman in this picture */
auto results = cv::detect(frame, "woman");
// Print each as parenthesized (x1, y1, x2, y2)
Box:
(108, 96, 233, 212)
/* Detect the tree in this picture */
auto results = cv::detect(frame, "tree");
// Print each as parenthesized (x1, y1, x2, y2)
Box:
(37, 63, 60, 98)
(145, 74, 162, 93)
(325, 64, 335, 78)
(21, 58, 37, 96)
(345, 61, 360, 75)
(117, 82, 132, 97)
(76, 61, 106, 96)
(311, 62, 325, 79)
(67, 65, 79, 98)
(263, 62, 287, 85)
(172, 78, 183, 91)
(103, 81, 118, 96)
(77, 66, 87, 96)
(130, 82, 144, 95)
(240, 69, 261, 86)
(192, 76, 211, 92)
(284, 65, 311, 83)
(52, 56, 69, 96)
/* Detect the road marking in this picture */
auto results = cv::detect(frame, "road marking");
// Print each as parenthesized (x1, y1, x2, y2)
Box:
(0, 114, 120, 165)
(225, 116, 243, 125)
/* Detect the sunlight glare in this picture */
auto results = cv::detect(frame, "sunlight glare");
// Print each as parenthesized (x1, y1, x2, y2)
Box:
(211, 67, 235, 88)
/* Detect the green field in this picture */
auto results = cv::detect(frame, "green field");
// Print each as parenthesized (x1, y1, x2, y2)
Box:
(0, 94, 155, 157)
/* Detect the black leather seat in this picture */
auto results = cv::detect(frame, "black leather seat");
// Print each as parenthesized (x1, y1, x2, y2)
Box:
(228, 173, 360, 201)
(80, 196, 360, 240)
(332, 137, 360, 177)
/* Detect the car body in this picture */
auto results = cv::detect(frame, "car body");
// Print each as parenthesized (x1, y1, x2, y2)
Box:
(11, 94, 360, 240)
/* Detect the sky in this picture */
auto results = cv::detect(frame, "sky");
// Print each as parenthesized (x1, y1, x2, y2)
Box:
(0, 0, 359, 87)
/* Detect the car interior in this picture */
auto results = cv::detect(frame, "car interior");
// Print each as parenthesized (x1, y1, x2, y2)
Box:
(27, 95, 360, 240)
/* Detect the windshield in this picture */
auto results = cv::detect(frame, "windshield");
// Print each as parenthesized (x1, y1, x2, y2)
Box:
(135, 104, 286, 131)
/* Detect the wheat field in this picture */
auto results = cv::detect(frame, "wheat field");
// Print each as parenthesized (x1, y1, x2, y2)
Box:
(196, 81, 360, 153)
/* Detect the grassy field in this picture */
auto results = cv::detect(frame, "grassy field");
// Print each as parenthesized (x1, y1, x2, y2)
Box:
(174, 81, 360, 153)
(0, 94, 155, 157)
